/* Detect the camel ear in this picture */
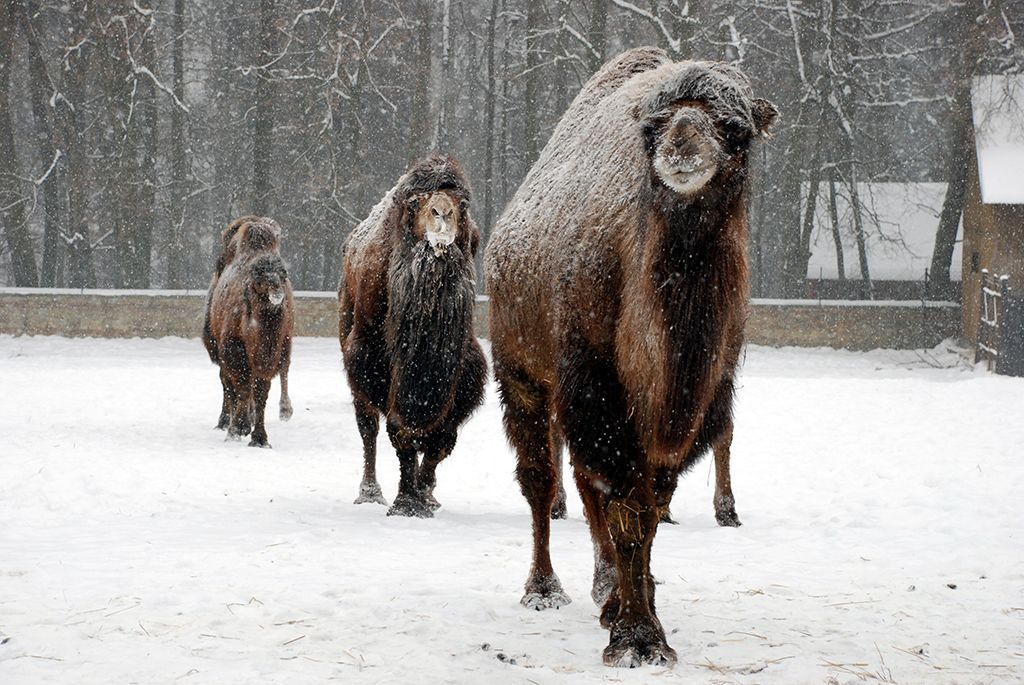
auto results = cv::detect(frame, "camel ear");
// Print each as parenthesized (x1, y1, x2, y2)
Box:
(752, 98, 779, 137)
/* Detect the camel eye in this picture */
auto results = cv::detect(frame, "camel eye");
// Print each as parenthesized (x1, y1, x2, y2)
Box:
(432, 208, 441, 217)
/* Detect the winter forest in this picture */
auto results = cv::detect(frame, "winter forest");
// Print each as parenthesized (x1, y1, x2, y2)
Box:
(0, 0, 1021, 296)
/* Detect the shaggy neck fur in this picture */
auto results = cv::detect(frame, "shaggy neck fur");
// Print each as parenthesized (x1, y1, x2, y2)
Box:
(386, 240, 475, 431)
(244, 255, 289, 372)
(643, 165, 749, 453)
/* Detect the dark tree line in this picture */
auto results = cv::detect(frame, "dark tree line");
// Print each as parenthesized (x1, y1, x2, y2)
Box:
(0, 0, 1020, 296)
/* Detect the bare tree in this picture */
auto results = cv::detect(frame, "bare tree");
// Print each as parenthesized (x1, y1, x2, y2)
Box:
(0, 0, 40, 286)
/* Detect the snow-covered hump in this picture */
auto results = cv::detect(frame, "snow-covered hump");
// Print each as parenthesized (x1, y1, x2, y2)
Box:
(973, 75, 1024, 205)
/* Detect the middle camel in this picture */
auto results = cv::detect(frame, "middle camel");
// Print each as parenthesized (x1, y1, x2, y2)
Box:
(339, 154, 487, 518)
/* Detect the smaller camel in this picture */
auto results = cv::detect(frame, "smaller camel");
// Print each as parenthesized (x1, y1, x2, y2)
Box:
(203, 216, 293, 427)
(205, 217, 294, 447)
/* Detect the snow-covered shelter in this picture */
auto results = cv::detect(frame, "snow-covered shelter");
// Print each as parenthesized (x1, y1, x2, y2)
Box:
(963, 75, 1024, 375)
(803, 182, 961, 299)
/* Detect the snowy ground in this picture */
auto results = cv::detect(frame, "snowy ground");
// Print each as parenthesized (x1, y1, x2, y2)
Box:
(1, 335, 1022, 685)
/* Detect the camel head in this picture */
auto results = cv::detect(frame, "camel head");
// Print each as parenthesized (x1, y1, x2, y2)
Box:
(250, 255, 288, 308)
(410, 191, 464, 258)
(638, 63, 778, 198)
(652, 104, 724, 196)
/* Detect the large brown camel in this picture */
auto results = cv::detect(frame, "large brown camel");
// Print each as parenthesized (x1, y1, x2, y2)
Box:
(485, 48, 777, 666)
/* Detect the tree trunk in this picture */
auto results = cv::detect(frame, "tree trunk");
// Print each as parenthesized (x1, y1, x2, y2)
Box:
(827, 170, 845, 281)
(19, 0, 64, 287)
(929, 115, 969, 299)
(798, 172, 820, 297)
(133, 11, 158, 288)
(0, 0, 40, 286)
(409, 0, 432, 160)
(433, 0, 452, 151)
(252, 0, 276, 215)
(498, 0, 512, 202)
(480, 0, 499, 291)
(523, 0, 542, 164)
(61, 12, 95, 289)
(167, 0, 187, 288)
(847, 169, 873, 299)
(587, 0, 608, 71)
(929, 1, 979, 300)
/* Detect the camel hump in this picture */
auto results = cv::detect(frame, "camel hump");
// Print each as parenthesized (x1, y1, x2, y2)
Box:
(584, 47, 670, 98)
(238, 218, 281, 254)
(560, 47, 670, 125)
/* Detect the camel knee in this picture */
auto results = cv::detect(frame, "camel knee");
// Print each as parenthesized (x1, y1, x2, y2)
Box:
(517, 464, 557, 505)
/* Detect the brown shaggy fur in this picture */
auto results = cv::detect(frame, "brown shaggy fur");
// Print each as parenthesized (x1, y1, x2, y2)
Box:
(485, 49, 777, 666)
(339, 154, 487, 518)
(205, 216, 295, 447)
(203, 216, 293, 425)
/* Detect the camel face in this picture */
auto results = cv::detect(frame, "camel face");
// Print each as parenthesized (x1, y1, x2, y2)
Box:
(252, 263, 287, 308)
(652, 106, 723, 197)
(415, 192, 461, 257)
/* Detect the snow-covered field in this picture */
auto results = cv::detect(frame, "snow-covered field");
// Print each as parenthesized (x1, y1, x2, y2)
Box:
(1, 335, 1022, 684)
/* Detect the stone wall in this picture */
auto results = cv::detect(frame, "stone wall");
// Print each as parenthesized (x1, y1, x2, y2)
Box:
(0, 289, 959, 350)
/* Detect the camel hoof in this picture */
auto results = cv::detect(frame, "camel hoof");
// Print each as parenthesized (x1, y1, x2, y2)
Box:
(714, 494, 741, 527)
(387, 493, 434, 518)
(354, 481, 388, 506)
(421, 491, 441, 511)
(229, 422, 252, 437)
(659, 510, 679, 525)
(551, 493, 568, 520)
(215, 414, 229, 431)
(715, 510, 742, 527)
(279, 402, 293, 422)
(248, 435, 271, 448)
(521, 574, 571, 610)
(603, 623, 677, 668)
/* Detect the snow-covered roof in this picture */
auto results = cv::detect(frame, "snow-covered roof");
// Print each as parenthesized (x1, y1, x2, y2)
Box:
(804, 182, 962, 281)
(973, 75, 1024, 205)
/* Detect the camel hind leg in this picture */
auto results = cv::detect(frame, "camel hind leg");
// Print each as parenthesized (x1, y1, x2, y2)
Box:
(278, 339, 293, 421)
(495, 359, 570, 610)
(216, 367, 233, 430)
(573, 464, 617, 607)
(551, 430, 568, 520)
(713, 422, 740, 527)
(353, 397, 387, 505)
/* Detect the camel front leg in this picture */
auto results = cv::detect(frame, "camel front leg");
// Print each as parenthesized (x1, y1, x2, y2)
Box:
(353, 398, 386, 505)
(417, 428, 456, 512)
(385, 422, 432, 518)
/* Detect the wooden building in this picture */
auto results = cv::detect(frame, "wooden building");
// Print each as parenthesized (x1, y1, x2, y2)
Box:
(962, 75, 1024, 375)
